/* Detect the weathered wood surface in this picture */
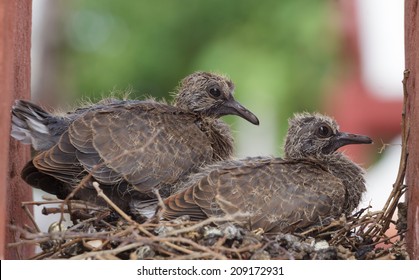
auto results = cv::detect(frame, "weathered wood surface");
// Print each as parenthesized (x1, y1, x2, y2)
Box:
(405, 0, 419, 260)
(0, 0, 33, 259)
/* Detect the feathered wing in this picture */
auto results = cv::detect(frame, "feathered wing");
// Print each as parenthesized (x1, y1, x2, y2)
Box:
(162, 186, 208, 220)
(161, 159, 261, 221)
(31, 102, 214, 197)
(161, 159, 346, 233)
(21, 161, 73, 199)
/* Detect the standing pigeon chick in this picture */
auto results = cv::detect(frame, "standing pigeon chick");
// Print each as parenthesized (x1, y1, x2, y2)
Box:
(11, 72, 259, 217)
(160, 113, 372, 233)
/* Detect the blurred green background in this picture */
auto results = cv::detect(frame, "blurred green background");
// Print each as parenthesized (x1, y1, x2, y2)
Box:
(33, 0, 342, 156)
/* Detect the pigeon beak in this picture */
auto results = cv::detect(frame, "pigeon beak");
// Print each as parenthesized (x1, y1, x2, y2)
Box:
(323, 132, 372, 153)
(219, 99, 260, 125)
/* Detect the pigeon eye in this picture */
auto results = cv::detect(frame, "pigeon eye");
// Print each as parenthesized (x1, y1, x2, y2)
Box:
(317, 125, 333, 138)
(208, 87, 222, 98)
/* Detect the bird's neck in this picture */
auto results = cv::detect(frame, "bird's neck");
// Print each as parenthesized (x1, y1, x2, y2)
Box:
(197, 118, 234, 161)
(318, 153, 367, 214)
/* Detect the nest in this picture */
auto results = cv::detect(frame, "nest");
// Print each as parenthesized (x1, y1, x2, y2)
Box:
(8, 72, 412, 260)
(8, 181, 408, 260)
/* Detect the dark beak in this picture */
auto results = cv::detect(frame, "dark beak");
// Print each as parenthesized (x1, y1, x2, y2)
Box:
(322, 131, 372, 154)
(217, 99, 260, 125)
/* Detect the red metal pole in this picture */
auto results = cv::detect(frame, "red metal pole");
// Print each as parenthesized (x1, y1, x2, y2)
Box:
(405, 0, 419, 260)
(0, 0, 33, 259)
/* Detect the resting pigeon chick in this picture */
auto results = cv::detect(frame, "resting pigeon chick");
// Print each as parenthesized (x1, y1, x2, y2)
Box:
(11, 98, 128, 151)
(160, 113, 372, 233)
(11, 72, 259, 218)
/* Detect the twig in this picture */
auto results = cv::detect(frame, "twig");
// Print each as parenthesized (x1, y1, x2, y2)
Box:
(92, 182, 134, 223)
(21, 202, 41, 233)
(152, 188, 165, 222)
(69, 242, 146, 260)
(164, 212, 250, 237)
(155, 236, 227, 260)
(22, 199, 66, 206)
(368, 230, 407, 247)
(365, 69, 410, 240)
(171, 252, 220, 260)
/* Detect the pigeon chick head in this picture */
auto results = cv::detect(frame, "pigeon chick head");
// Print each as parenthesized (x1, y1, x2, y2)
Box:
(173, 71, 259, 125)
(284, 112, 372, 160)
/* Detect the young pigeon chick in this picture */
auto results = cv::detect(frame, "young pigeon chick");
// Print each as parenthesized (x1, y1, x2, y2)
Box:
(11, 72, 259, 218)
(11, 98, 128, 151)
(159, 113, 372, 233)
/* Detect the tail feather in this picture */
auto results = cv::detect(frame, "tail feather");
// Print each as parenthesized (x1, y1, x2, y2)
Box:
(11, 100, 68, 151)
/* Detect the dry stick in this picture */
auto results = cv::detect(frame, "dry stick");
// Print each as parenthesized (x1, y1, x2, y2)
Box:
(368, 230, 408, 247)
(164, 212, 251, 237)
(299, 219, 345, 237)
(92, 182, 134, 223)
(155, 236, 228, 259)
(366, 70, 410, 240)
(46, 238, 85, 259)
(6, 225, 55, 245)
(330, 213, 385, 245)
(69, 242, 147, 260)
(217, 242, 263, 254)
(320, 214, 374, 245)
(378, 139, 391, 154)
(356, 211, 383, 233)
(42, 207, 72, 215)
(22, 199, 65, 206)
(130, 230, 212, 257)
(152, 188, 165, 222)
(153, 220, 197, 228)
(21, 203, 41, 233)
(158, 240, 196, 255)
(41, 205, 104, 217)
(7, 228, 117, 248)
(22, 199, 102, 216)
(59, 173, 94, 225)
(213, 235, 228, 250)
(96, 254, 121, 260)
(172, 252, 219, 260)
(66, 216, 104, 231)
(30, 250, 56, 260)
(20, 199, 76, 234)
(151, 248, 175, 258)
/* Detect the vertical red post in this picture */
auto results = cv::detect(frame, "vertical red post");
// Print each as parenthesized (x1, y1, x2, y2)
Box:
(0, 0, 33, 259)
(405, 0, 419, 260)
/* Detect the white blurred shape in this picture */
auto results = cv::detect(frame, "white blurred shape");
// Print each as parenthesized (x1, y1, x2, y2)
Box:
(362, 137, 402, 212)
(31, 0, 48, 100)
(357, 0, 404, 100)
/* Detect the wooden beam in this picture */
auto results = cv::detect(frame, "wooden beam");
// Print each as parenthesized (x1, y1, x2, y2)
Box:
(0, 0, 33, 259)
(405, 0, 419, 260)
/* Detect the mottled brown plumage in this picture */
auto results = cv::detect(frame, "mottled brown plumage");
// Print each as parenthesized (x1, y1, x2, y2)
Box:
(159, 113, 372, 233)
(11, 72, 259, 217)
